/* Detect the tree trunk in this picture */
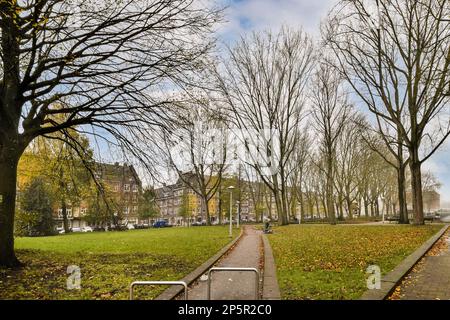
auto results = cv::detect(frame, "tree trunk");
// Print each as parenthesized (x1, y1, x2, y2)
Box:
(218, 187, 222, 225)
(61, 200, 70, 233)
(265, 192, 273, 220)
(203, 197, 211, 226)
(364, 198, 369, 217)
(397, 164, 409, 224)
(410, 147, 424, 225)
(0, 4, 23, 268)
(0, 150, 21, 267)
(315, 197, 320, 219)
(346, 197, 353, 219)
(326, 177, 336, 225)
(308, 197, 314, 219)
(272, 173, 288, 225)
(299, 187, 305, 221)
(275, 192, 288, 225)
(339, 198, 344, 220)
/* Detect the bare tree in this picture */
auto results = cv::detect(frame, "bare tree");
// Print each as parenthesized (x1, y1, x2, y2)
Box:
(359, 122, 410, 223)
(326, 0, 450, 224)
(0, 0, 222, 267)
(310, 62, 351, 224)
(215, 27, 315, 225)
(421, 170, 442, 192)
(161, 98, 227, 225)
(334, 114, 365, 219)
(288, 131, 311, 221)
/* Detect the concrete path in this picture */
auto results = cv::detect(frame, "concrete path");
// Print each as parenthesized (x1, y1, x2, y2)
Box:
(187, 226, 263, 300)
(391, 228, 450, 300)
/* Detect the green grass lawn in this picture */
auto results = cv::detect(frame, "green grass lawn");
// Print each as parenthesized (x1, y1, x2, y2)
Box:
(268, 224, 443, 300)
(0, 226, 240, 300)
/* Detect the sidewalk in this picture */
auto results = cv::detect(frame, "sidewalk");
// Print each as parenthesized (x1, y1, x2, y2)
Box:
(187, 226, 263, 300)
(390, 227, 450, 300)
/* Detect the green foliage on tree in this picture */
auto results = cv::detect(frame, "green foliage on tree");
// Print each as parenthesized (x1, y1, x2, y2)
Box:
(19, 132, 96, 232)
(139, 187, 159, 223)
(177, 192, 192, 224)
(15, 177, 55, 237)
(84, 185, 121, 228)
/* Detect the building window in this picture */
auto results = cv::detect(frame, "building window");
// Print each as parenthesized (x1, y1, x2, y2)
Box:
(57, 208, 73, 218)
(114, 184, 119, 192)
(80, 208, 87, 215)
(124, 207, 129, 215)
(124, 184, 130, 192)
(132, 185, 138, 192)
(133, 206, 138, 212)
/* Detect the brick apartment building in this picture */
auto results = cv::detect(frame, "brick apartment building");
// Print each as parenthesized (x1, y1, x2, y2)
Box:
(154, 175, 279, 225)
(55, 162, 142, 228)
(155, 175, 218, 225)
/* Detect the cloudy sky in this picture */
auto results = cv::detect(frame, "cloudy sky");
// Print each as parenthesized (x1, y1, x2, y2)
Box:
(216, 0, 450, 204)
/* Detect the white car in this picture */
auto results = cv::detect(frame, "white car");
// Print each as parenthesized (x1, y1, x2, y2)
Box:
(71, 227, 82, 232)
(82, 226, 93, 232)
(440, 215, 450, 223)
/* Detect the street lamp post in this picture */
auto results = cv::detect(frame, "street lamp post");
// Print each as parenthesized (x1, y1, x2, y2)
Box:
(228, 186, 235, 237)
(236, 200, 240, 228)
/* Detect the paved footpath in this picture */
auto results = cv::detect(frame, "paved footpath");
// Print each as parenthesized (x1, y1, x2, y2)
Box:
(392, 227, 450, 300)
(187, 226, 263, 300)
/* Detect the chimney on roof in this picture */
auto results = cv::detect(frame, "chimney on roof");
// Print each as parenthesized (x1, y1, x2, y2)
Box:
(114, 162, 119, 166)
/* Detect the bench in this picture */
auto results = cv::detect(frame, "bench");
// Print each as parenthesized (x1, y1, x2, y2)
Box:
(386, 217, 400, 223)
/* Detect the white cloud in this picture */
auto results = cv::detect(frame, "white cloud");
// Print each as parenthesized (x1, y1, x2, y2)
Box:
(216, 0, 450, 203)
(217, 0, 337, 43)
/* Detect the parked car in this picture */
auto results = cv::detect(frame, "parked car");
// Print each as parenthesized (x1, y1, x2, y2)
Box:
(93, 226, 105, 232)
(110, 225, 128, 231)
(134, 224, 150, 229)
(441, 215, 450, 223)
(153, 220, 171, 228)
(82, 226, 93, 232)
(71, 227, 82, 232)
(127, 224, 135, 230)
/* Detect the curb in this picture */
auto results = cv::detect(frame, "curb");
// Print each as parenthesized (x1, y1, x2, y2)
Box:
(360, 224, 449, 300)
(155, 228, 244, 300)
(261, 234, 281, 300)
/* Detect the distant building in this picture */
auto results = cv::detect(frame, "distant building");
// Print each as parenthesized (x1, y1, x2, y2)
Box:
(154, 174, 218, 225)
(154, 174, 279, 224)
(54, 162, 142, 228)
(405, 190, 440, 215)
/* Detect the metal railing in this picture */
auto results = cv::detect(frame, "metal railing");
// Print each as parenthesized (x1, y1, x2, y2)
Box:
(206, 267, 260, 300)
(129, 281, 188, 300)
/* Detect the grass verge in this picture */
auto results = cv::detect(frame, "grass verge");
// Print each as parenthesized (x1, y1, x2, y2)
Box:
(0, 226, 240, 299)
(268, 224, 442, 299)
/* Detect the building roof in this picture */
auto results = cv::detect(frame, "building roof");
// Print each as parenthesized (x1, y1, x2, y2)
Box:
(94, 162, 142, 186)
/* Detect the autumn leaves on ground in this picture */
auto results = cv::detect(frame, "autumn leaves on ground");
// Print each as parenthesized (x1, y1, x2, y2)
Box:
(268, 224, 442, 299)
(0, 227, 240, 299)
(0, 224, 442, 300)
